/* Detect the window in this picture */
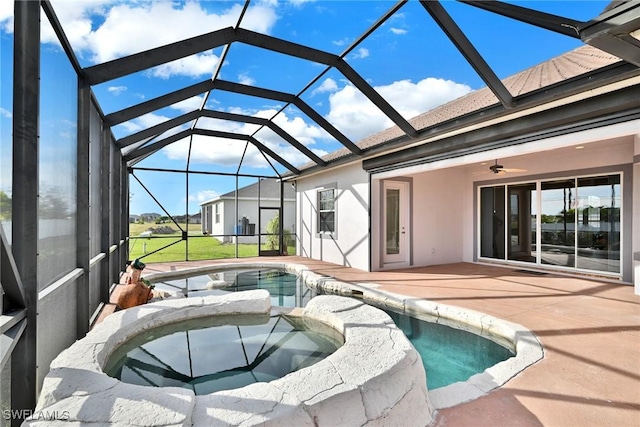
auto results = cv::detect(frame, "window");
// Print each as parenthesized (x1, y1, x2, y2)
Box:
(317, 188, 335, 234)
(215, 204, 220, 224)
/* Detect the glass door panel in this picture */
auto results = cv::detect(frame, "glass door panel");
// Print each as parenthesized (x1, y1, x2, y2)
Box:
(480, 186, 505, 260)
(386, 188, 400, 255)
(382, 180, 409, 266)
(576, 175, 621, 273)
(507, 183, 536, 263)
(540, 179, 575, 267)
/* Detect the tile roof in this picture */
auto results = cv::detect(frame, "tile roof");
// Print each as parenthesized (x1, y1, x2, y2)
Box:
(311, 45, 622, 166)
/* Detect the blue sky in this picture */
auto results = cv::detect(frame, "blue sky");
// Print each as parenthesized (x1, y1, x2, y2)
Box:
(0, 0, 611, 216)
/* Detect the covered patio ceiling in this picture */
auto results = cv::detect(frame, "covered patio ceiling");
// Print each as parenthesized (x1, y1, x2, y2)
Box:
(47, 0, 640, 180)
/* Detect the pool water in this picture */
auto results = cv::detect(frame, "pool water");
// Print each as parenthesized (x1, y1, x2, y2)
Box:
(154, 268, 514, 390)
(154, 268, 317, 307)
(384, 309, 514, 389)
(105, 313, 342, 395)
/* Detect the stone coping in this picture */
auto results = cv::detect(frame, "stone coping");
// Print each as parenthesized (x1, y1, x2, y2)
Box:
(144, 261, 544, 409)
(28, 289, 433, 426)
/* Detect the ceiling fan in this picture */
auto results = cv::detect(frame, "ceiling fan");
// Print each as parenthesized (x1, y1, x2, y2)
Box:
(474, 160, 527, 175)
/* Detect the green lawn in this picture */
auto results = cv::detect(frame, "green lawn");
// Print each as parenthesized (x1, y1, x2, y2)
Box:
(128, 221, 296, 263)
(129, 222, 202, 236)
(129, 236, 260, 263)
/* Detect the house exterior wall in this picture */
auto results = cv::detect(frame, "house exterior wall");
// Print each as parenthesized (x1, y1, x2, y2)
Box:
(296, 163, 370, 271)
(411, 169, 466, 266)
(302, 120, 637, 282)
(202, 198, 295, 243)
(370, 169, 466, 270)
(372, 124, 636, 281)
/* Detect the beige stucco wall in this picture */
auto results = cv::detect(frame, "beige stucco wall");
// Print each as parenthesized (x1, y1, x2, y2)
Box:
(296, 120, 638, 280)
(296, 163, 370, 271)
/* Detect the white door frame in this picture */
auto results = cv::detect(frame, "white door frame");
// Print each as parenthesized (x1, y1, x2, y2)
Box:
(381, 180, 411, 268)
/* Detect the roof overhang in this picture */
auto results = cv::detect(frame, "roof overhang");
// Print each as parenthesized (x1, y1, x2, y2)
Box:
(580, 1, 640, 67)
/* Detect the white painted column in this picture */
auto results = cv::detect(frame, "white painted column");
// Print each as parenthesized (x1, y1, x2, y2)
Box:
(634, 134, 640, 295)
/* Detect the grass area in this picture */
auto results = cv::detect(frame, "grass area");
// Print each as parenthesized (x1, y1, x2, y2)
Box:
(129, 222, 202, 236)
(128, 221, 296, 263)
(129, 236, 259, 263)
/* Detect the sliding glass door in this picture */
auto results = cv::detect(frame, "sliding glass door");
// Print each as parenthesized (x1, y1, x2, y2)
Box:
(479, 174, 621, 276)
(540, 179, 575, 267)
(576, 175, 621, 273)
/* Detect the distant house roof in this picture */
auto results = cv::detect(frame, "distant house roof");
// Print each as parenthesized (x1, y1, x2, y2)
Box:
(303, 45, 623, 167)
(200, 179, 295, 206)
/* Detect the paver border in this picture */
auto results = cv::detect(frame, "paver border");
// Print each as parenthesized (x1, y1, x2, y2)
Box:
(29, 285, 434, 426)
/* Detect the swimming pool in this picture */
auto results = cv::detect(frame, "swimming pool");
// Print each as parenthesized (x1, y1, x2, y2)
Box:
(150, 267, 515, 391)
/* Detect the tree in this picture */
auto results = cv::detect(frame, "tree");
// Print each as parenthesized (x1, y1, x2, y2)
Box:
(265, 213, 292, 251)
(0, 191, 11, 220)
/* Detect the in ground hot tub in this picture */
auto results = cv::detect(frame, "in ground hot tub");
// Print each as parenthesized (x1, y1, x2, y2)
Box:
(29, 290, 434, 426)
(104, 312, 343, 395)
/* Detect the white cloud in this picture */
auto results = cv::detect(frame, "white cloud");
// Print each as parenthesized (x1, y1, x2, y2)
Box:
(170, 96, 206, 114)
(107, 85, 127, 95)
(325, 78, 471, 142)
(118, 112, 175, 134)
(163, 108, 329, 168)
(390, 28, 407, 35)
(332, 37, 350, 47)
(150, 51, 221, 79)
(0, 1, 14, 33)
(351, 48, 369, 59)
(311, 78, 338, 96)
(238, 72, 256, 86)
(0, 108, 12, 118)
(189, 190, 219, 204)
(164, 136, 263, 168)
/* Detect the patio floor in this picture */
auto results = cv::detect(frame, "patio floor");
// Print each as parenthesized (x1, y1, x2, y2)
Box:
(106, 257, 640, 427)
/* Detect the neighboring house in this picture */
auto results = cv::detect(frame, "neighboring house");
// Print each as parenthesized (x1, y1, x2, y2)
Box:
(173, 213, 201, 224)
(139, 212, 162, 223)
(201, 179, 295, 243)
(129, 214, 140, 223)
(293, 45, 639, 286)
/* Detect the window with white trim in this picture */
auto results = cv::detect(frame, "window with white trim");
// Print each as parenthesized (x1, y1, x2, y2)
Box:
(317, 187, 336, 234)
(215, 203, 220, 224)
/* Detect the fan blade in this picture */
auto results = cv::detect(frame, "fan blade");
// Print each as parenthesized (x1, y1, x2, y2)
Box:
(501, 168, 527, 173)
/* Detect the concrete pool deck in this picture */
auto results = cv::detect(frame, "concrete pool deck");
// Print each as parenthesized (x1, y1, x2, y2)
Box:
(100, 257, 639, 427)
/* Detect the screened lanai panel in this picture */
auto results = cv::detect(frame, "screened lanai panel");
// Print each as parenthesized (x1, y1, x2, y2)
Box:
(253, 127, 319, 168)
(126, 133, 191, 171)
(187, 137, 256, 174)
(37, 276, 79, 390)
(237, 143, 280, 176)
(196, 116, 261, 137)
(220, 43, 324, 93)
(336, 1, 478, 130)
(38, 18, 78, 290)
(129, 170, 186, 263)
(1, 356, 10, 427)
(441, 1, 608, 86)
(0, 23, 12, 245)
(89, 263, 102, 317)
(89, 102, 103, 258)
(239, 0, 386, 55)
